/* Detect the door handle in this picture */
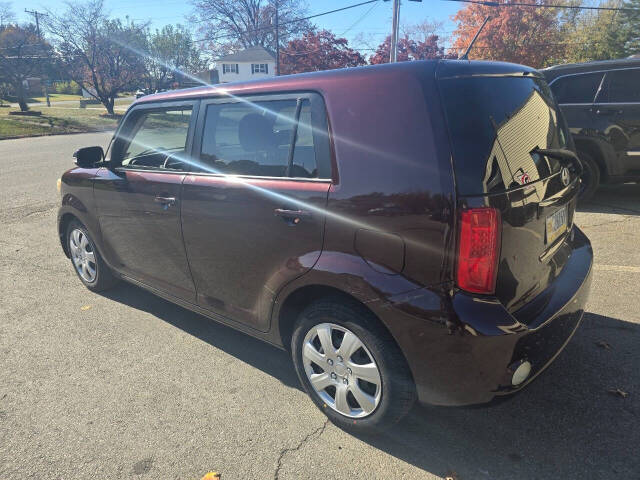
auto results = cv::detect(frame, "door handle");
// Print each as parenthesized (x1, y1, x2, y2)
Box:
(596, 108, 623, 115)
(154, 196, 176, 206)
(274, 208, 310, 224)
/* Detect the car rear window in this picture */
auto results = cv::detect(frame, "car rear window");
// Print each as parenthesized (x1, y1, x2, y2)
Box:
(199, 98, 319, 178)
(603, 69, 640, 103)
(439, 75, 569, 196)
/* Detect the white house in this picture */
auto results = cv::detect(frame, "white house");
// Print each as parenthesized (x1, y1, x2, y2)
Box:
(214, 45, 276, 83)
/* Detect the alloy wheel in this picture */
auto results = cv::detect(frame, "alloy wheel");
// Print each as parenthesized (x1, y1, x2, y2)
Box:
(302, 323, 382, 418)
(69, 228, 97, 283)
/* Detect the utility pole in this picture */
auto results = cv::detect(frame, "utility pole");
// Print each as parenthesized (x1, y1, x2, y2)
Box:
(24, 9, 50, 107)
(390, 0, 400, 63)
(274, 1, 280, 76)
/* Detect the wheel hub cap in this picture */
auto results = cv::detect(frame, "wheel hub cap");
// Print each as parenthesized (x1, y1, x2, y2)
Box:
(302, 323, 382, 419)
(69, 228, 97, 283)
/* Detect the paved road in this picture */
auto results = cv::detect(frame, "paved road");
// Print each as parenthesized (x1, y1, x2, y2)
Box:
(1, 133, 638, 480)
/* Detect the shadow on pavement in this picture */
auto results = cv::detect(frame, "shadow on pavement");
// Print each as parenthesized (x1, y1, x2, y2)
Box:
(578, 183, 640, 215)
(100, 283, 301, 390)
(101, 283, 639, 479)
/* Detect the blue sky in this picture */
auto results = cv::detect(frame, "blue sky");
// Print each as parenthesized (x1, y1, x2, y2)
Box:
(14, 0, 463, 52)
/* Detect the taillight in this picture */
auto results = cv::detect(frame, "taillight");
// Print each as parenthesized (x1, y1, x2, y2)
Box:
(457, 207, 501, 294)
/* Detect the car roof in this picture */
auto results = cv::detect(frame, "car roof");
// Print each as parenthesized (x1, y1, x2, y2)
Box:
(133, 59, 541, 106)
(541, 58, 640, 81)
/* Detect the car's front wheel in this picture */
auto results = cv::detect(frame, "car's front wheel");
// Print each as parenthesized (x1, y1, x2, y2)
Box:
(291, 298, 416, 433)
(67, 220, 118, 291)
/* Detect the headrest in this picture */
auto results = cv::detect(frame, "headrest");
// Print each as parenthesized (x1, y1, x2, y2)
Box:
(238, 113, 274, 152)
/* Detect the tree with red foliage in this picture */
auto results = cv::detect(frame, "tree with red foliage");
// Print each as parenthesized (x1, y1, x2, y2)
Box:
(369, 34, 454, 64)
(450, 0, 562, 68)
(279, 29, 366, 75)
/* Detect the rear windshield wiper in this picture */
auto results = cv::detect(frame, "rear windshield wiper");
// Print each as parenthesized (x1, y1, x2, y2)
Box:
(533, 148, 584, 176)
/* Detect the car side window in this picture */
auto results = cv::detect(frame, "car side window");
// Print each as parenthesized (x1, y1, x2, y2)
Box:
(551, 72, 603, 104)
(603, 69, 640, 103)
(199, 98, 319, 178)
(118, 106, 193, 171)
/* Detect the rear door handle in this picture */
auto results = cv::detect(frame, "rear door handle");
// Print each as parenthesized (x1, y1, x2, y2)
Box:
(154, 196, 176, 206)
(274, 208, 310, 224)
(595, 108, 623, 115)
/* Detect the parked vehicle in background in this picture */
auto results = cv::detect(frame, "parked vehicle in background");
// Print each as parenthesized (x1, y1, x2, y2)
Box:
(135, 89, 147, 99)
(542, 58, 640, 200)
(57, 60, 592, 432)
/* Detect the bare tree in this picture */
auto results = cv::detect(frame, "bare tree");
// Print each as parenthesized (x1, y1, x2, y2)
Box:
(0, 1, 15, 27)
(191, 0, 310, 57)
(44, 0, 147, 114)
(0, 24, 49, 111)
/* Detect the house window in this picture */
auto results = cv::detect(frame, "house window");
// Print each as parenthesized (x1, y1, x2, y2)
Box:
(251, 63, 268, 74)
(222, 63, 239, 74)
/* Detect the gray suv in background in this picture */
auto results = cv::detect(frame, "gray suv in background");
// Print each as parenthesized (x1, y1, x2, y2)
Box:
(542, 58, 640, 199)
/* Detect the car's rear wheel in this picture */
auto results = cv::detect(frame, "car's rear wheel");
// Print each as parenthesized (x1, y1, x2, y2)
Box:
(576, 150, 600, 201)
(291, 298, 416, 433)
(67, 220, 118, 291)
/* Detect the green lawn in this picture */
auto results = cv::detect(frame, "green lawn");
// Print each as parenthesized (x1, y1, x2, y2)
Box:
(0, 106, 124, 140)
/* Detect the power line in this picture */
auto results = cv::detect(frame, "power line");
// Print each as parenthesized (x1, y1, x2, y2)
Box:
(193, 0, 380, 44)
(280, 1, 381, 57)
(441, 0, 640, 13)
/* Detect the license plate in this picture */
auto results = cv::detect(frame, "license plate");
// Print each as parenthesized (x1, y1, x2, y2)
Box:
(546, 206, 568, 244)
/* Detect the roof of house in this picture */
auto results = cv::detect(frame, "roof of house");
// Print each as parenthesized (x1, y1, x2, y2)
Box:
(216, 45, 276, 63)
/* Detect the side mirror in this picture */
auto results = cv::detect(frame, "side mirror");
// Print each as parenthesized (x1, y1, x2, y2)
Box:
(73, 146, 104, 168)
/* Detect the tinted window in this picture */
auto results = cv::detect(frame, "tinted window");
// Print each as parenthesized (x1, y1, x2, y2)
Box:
(604, 69, 640, 103)
(120, 107, 192, 169)
(550, 72, 603, 104)
(440, 76, 568, 195)
(200, 98, 319, 178)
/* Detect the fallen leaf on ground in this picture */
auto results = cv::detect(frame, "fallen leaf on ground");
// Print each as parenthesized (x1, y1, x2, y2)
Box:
(608, 388, 629, 398)
(201, 472, 221, 480)
(81, 305, 92, 311)
(596, 340, 612, 350)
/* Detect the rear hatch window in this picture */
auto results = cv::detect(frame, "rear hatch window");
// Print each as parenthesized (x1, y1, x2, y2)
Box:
(439, 74, 569, 196)
(438, 71, 580, 315)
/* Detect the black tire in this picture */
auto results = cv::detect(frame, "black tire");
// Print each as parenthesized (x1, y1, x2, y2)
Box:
(576, 150, 600, 201)
(66, 220, 118, 292)
(291, 298, 416, 433)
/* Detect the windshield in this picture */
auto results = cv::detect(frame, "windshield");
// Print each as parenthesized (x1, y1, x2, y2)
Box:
(439, 75, 569, 196)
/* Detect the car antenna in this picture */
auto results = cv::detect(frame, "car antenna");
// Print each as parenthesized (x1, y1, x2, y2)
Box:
(458, 15, 492, 60)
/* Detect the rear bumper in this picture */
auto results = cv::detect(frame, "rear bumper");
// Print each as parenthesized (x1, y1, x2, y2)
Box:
(381, 226, 593, 406)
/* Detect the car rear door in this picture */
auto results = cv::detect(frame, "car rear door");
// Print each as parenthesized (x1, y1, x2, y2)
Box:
(548, 71, 604, 140)
(94, 101, 199, 301)
(181, 93, 332, 332)
(595, 68, 640, 176)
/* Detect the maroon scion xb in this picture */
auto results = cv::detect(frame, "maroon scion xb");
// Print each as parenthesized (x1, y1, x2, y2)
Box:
(57, 60, 593, 432)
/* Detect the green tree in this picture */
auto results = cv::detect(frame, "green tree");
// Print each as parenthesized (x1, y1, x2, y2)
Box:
(621, 0, 640, 55)
(143, 24, 208, 91)
(562, 0, 630, 63)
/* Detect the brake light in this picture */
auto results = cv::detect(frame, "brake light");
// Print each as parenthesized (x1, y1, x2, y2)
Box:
(457, 207, 501, 294)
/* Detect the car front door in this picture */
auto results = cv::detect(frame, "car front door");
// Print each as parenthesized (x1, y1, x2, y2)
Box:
(595, 68, 640, 176)
(181, 94, 332, 332)
(94, 101, 199, 301)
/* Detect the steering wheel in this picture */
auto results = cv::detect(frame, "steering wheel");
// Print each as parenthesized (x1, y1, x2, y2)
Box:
(162, 152, 182, 170)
